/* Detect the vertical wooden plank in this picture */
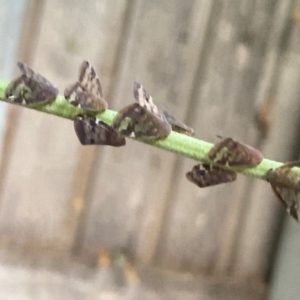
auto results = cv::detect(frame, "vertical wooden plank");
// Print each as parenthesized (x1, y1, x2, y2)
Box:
(80, 0, 213, 265)
(0, 0, 26, 79)
(233, 0, 300, 279)
(268, 4, 300, 294)
(0, 0, 27, 153)
(0, 0, 128, 249)
(269, 219, 300, 300)
(155, 0, 281, 276)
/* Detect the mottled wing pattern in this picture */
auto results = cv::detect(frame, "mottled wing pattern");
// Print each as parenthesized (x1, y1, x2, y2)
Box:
(112, 82, 171, 139)
(270, 184, 300, 221)
(64, 61, 108, 112)
(208, 137, 263, 167)
(163, 111, 195, 136)
(5, 62, 58, 105)
(74, 115, 125, 147)
(186, 164, 237, 188)
(133, 81, 159, 114)
(266, 162, 300, 189)
(267, 162, 300, 222)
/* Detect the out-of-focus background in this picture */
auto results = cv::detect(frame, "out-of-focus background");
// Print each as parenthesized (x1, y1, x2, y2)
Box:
(1, 0, 300, 299)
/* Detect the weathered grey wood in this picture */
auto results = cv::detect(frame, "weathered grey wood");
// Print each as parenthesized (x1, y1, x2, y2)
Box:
(268, 218, 300, 300)
(268, 2, 300, 290)
(0, 0, 46, 234)
(0, 0, 27, 160)
(233, 0, 300, 280)
(0, 0, 27, 80)
(0, 0, 77, 246)
(155, 0, 282, 276)
(80, 0, 213, 266)
(0, 0, 299, 297)
(0, 0, 128, 248)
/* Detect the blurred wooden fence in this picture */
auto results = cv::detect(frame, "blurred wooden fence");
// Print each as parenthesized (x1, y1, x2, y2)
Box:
(1, 0, 300, 298)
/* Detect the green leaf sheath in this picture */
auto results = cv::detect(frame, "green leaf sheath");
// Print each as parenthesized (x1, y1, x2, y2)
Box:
(0, 79, 293, 181)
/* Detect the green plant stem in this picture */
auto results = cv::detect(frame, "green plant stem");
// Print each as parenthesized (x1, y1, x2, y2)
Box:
(0, 79, 290, 181)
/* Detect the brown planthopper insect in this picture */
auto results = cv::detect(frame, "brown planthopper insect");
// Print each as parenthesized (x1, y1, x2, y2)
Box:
(112, 82, 171, 139)
(5, 62, 58, 105)
(64, 61, 108, 112)
(163, 111, 195, 137)
(66, 61, 121, 146)
(186, 163, 237, 188)
(267, 162, 300, 222)
(74, 115, 125, 146)
(208, 137, 263, 167)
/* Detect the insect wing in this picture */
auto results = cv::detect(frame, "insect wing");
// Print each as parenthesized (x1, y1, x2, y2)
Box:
(133, 82, 170, 124)
(113, 103, 171, 139)
(74, 115, 125, 147)
(163, 111, 195, 136)
(5, 62, 58, 105)
(270, 183, 300, 222)
(267, 162, 300, 222)
(186, 164, 237, 188)
(64, 61, 108, 112)
(208, 137, 263, 167)
(266, 162, 300, 190)
(5, 77, 29, 104)
(133, 82, 159, 113)
(112, 82, 171, 139)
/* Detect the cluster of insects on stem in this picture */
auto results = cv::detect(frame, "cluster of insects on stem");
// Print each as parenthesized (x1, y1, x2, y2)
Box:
(4, 61, 300, 223)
